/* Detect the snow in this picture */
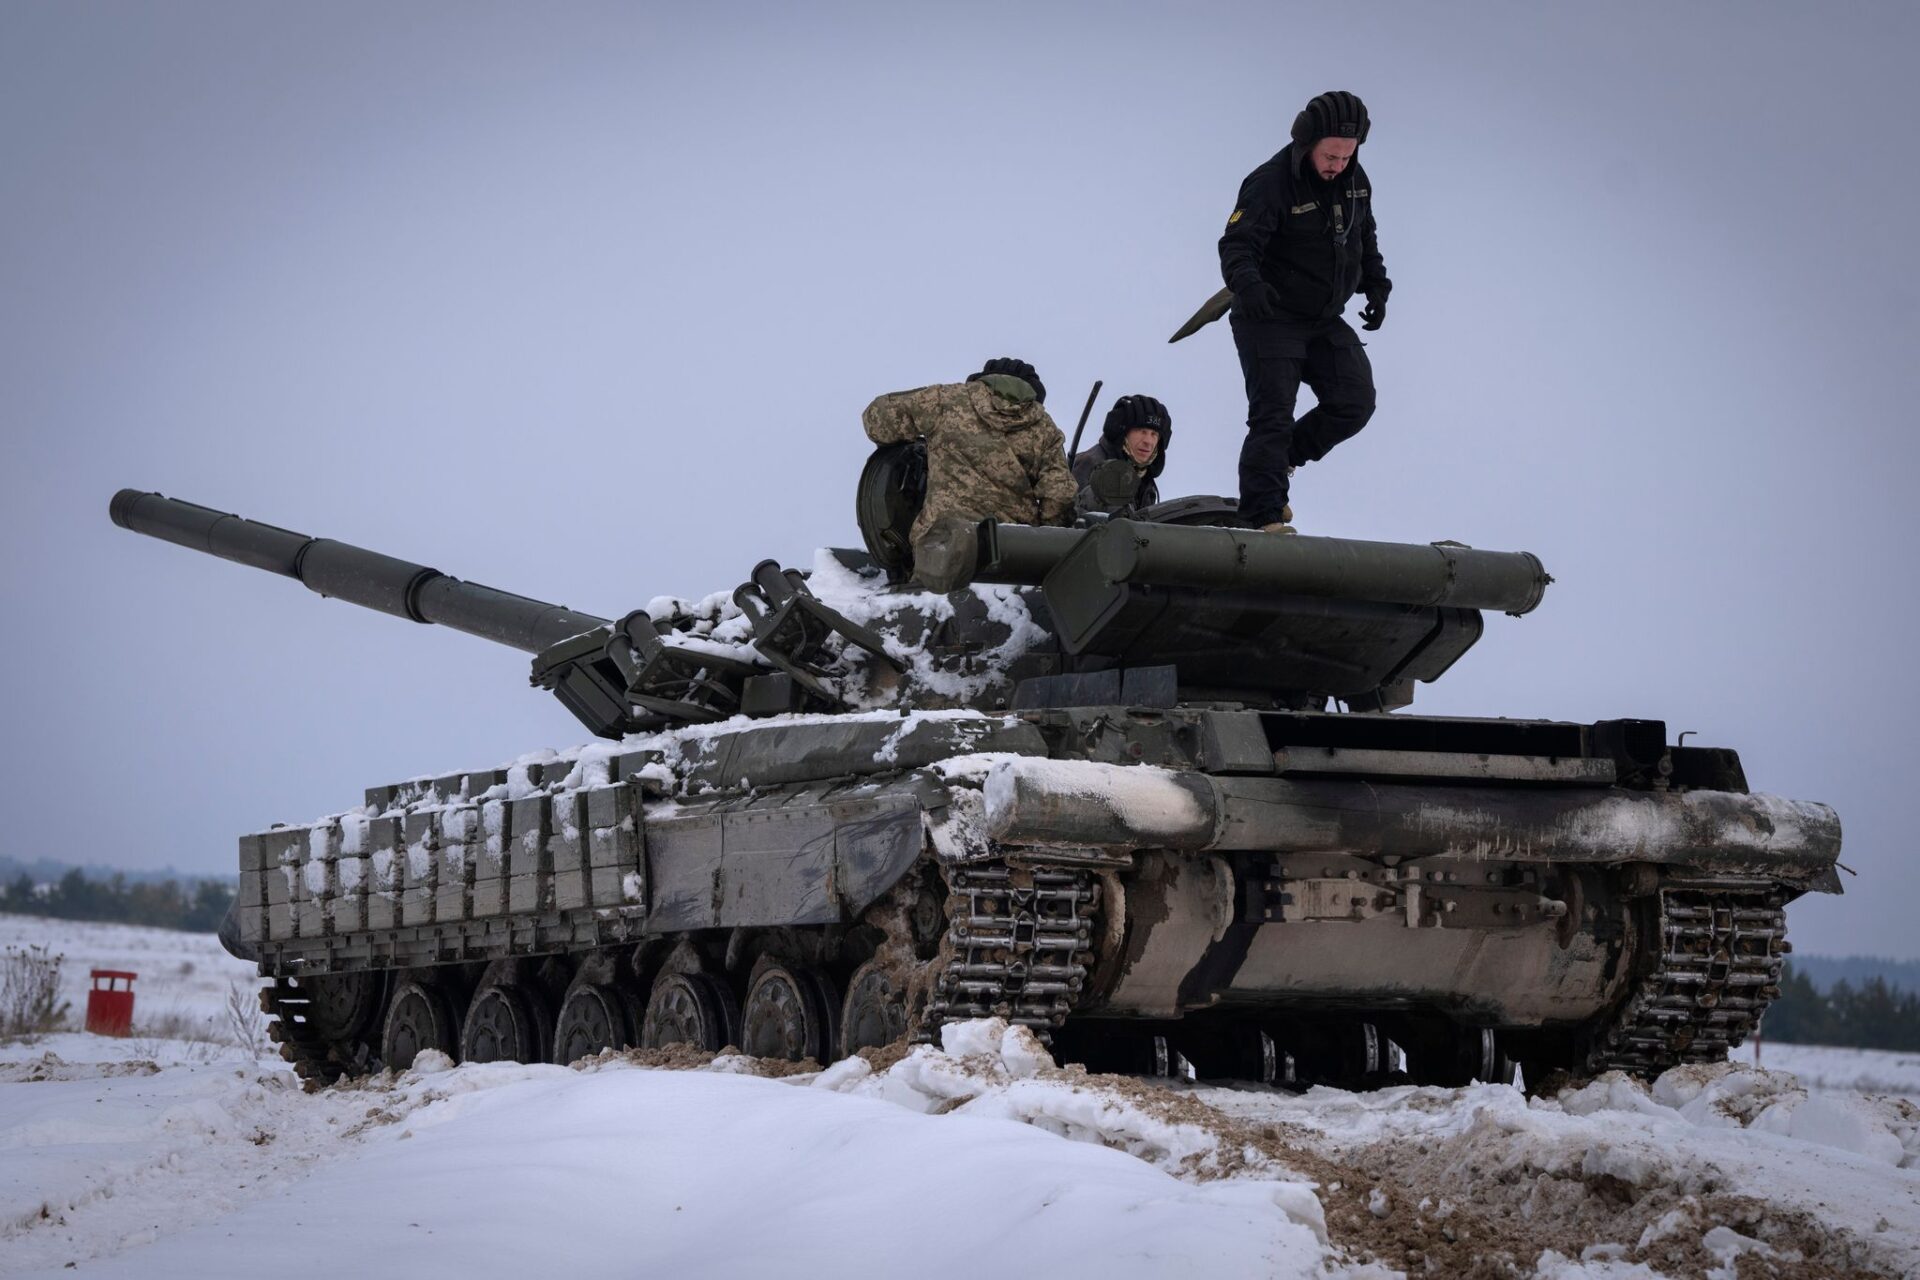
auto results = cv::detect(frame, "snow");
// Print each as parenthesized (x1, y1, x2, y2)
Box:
(1732, 1038, 1920, 1103)
(982, 755, 1208, 839)
(805, 549, 1049, 703)
(0, 915, 257, 1038)
(5, 917, 1919, 1278)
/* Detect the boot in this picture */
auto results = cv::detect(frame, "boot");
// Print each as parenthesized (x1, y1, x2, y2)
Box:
(1260, 520, 1297, 535)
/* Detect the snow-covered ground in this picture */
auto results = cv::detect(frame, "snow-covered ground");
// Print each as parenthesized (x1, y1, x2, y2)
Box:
(2, 917, 1916, 1279)
(0, 914, 258, 1041)
(1731, 1039, 1920, 1105)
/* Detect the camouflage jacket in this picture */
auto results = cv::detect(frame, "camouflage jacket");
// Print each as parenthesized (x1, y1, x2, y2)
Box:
(862, 380, 1077, 544)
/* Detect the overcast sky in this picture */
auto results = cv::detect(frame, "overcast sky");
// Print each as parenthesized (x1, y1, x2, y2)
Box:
(3, 2, 1914, 959)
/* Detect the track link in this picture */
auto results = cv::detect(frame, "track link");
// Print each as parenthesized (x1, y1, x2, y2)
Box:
(924, 861, 1099, 1040)
(261, 974, 373, 1091)
(1586, 886, 1787, 1075)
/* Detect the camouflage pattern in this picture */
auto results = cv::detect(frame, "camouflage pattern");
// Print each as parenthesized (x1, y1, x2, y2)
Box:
(862, 380, 1077, 546)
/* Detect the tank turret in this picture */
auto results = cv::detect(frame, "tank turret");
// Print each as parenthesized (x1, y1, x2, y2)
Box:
(113, 487, 1549, 730)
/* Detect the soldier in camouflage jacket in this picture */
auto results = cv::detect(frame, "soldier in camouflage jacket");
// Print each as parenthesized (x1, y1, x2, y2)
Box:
(862, 369, 1077, 550)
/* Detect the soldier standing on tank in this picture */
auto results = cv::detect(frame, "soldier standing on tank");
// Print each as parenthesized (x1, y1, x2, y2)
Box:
(862, 357, 1078, 574)
(1220, 90, 1390, 534)
(1072, 394, 1171, 511)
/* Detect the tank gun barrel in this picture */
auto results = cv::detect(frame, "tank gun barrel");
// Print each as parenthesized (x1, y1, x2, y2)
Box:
(109, 489, 608, 653)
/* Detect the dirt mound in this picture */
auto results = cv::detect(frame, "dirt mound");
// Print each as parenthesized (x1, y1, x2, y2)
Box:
(1101, 1080, 1904, 1279)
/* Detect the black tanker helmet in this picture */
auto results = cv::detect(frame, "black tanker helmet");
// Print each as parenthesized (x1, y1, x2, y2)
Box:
(967, 357, 1045, 404)
(1290, 90, 1370, 148)
(1101, 394, 1172, 479)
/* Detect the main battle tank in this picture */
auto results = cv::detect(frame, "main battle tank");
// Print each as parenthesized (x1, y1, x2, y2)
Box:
(110, 482, 1842, 1089)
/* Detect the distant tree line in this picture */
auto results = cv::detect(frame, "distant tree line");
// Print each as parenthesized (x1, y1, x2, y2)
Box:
(1761, 961, 1920, 1050)
(0, 869, 234, 933)
(1787, 953, 1920, 997)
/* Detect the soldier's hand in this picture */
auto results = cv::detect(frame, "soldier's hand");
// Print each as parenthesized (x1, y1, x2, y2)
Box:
(1233, 281, 1280, 322)
(1360, 291, 1387, 331)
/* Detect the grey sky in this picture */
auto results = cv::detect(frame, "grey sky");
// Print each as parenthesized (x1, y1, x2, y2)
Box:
(3, 3, 1914, 958)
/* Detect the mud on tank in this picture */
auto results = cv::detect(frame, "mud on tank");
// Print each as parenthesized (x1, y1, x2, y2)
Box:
(111, 476, 1841, 1089)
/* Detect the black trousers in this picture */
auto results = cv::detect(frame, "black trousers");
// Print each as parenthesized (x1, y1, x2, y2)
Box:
(1231, 315, 1376, 526)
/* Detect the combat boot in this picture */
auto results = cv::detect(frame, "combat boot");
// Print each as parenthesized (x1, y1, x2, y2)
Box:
(1260, 501, 1296, 535)
(1251, 498, 1297, 537)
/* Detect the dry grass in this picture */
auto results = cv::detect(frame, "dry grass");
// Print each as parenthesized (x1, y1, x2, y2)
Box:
(224, 979, 268, 1060)
(0, 944, 68, 1038)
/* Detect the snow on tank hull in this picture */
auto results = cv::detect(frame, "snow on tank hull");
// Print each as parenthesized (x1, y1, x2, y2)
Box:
(238, 703, 1838, 1087)
(110, 488, 1841, 1087)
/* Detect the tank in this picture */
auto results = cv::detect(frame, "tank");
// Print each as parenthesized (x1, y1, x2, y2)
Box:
(109, 484, 1842, 1089)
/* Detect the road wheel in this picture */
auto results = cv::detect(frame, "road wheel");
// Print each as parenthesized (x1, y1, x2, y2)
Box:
(382, 980, 457, 1071)
(1403, 1022, 1516, 1087)
(460, 984, 542, 1064)
(740, 964, 833, 1063)
(839, 961, 908, 1057)
(553, 983, 632, 1064)
(641, 973, 736, 1052)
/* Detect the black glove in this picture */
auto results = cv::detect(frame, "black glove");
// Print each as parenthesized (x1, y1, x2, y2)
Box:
(1233, 280, 1281, 322)
(1359, 289, 1387, 331)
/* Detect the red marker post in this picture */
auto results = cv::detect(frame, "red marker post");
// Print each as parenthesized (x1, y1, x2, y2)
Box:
(85, 970, 137, 1037)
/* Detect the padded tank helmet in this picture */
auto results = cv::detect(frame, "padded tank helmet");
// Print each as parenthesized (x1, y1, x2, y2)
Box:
(1291, 90, 1369, 147)
(967, 357, 1045, 404)
(1101, 394, 1171, 480)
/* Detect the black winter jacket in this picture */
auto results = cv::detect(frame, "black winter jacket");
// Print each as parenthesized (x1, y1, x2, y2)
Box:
(1219, 144, 1389, 325)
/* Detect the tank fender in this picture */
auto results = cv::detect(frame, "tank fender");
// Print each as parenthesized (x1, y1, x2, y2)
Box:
(979, 758, 1838, 882)
(679, 716, 1048, 793)
(217, 900, 262, 964)
(1204, 777, 1842, 881)
(981, 758, 1221, 849)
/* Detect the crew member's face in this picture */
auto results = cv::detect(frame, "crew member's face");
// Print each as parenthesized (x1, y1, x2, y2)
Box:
(1309, 137, 1357, 180)
(1123, 427, 1160, 465)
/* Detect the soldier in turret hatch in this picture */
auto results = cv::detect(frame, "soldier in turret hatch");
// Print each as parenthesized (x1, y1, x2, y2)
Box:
(1072, 394, 1171, 512)
(1220, 90, 1390, 534)
(862, 357, 1078, 561)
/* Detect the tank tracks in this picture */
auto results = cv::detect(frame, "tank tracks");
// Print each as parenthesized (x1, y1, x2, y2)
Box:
(1585, 886, 1787, 1075)
(925, 862, 1099, 1041)
(263, 861, 1101, 1084)
(261, 880, 1779, 1086)
(262, 974, 375, 1090)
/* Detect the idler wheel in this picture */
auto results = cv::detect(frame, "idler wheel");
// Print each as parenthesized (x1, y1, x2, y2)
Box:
(740, 964, 834, 1063)
(460, 984, 542, 1064)
(287, 970, 385, 1041)
(839, 961, 908, 1057)
(552, 983, 633, 1064)
(382, 980, 457, 1071)
(641, 973, 738, 1052)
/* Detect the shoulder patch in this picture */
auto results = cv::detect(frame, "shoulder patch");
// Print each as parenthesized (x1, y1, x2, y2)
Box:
(1227, 209, 1243, 225)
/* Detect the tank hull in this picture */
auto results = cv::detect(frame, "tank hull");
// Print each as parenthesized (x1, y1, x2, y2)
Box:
(236, 705, 1835, 1087)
